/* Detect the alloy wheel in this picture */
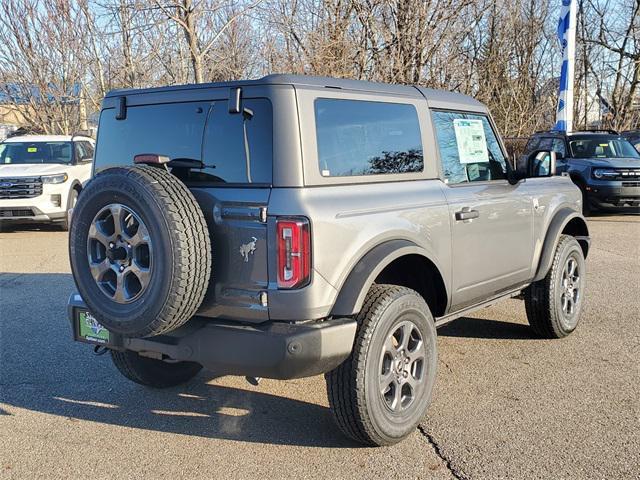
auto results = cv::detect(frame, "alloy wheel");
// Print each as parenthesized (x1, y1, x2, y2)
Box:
(378, 319, 427, 413)
(87, 203, 152, 304)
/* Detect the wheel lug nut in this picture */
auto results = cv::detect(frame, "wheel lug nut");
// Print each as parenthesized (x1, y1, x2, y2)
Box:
(119, 266, 124, 272)
(403, 371, 408, 378)
(109, 242, 114, 248)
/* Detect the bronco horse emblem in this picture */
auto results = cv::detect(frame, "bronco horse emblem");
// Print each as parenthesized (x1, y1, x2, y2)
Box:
(239, 237, 257, 262)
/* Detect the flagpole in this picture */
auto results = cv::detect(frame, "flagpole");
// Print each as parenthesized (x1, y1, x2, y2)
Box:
(555, 0, 578, 133)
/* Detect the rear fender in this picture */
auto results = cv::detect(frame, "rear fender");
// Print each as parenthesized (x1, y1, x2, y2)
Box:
(330, 240, 447, 316)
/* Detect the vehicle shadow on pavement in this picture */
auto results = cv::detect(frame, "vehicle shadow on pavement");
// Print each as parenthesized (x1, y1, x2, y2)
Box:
(0, 272, 357, 448)
(3, 379, 356, 448)
(438, 317, 538, 340)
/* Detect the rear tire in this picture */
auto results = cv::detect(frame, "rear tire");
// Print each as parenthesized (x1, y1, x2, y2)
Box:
(325, 284, 437, 446)
(524, 235, 586, 338)
(111, 350, 202, 388)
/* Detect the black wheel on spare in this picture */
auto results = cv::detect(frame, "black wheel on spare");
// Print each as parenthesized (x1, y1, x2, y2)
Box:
(524, 235, 586, 339)
(325, 284, 438, 446)
(111, 350, 202, 388)
(69, 166, 211, 338)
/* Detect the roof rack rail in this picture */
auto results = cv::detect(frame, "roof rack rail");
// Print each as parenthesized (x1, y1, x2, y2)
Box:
(533, 128, 620, 135)
(71, 130, 94, 141)
(533, 129, 563, 134)
(573, 128, 619, 135)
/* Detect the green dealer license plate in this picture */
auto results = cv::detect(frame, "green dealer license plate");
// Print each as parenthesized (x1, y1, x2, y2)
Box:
(76, 310, 111, 345)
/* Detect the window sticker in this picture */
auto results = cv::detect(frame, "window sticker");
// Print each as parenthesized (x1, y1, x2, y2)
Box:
(453, 119, 489, 164)
(27, 147, 38, 153)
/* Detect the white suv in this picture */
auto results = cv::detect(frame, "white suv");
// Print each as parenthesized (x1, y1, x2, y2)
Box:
(0, 134, 94, 230)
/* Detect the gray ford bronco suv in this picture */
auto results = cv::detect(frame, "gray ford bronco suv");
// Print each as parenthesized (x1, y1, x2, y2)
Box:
(68, 75, 590, 446)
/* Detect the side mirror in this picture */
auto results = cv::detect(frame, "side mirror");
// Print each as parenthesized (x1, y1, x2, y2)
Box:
(527, 150, 556, 178)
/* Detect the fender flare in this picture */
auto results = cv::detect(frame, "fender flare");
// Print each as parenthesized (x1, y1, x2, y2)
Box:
(533, 208, 590, 282)
(69, 179, 82, 193)
(330, 239, 447, 316)
(67, 180, 82, 208)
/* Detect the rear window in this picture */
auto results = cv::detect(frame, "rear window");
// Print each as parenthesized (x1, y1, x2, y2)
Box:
(95, 99, 273, 184)
(95, 102, 208, 172)
(314, 99, 423, 177)
(201, 98, 272, 184)
(0, 141, 73, 164)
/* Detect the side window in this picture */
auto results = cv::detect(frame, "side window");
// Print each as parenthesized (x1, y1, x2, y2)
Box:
(200, 98, 273, 184)
(551, 138, 566, 158)
(82, 141, 95, 160)
(314, 98, 423, 177)
(537, 137, 553, 151)
(75, 141, 93, 162)
(74, 142, 86, 162)
(432, 111, 508, 184)
(525, 136, 540, 153)
(95, 102, 208, 173)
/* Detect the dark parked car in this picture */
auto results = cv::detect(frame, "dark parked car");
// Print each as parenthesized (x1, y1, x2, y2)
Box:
(521, 130, 640, 214)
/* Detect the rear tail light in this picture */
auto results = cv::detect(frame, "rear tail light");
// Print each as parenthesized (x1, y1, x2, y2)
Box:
(276, 217, 311, 289)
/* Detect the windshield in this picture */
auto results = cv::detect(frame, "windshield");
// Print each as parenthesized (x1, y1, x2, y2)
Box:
(0, 141, 73, 165)
(569, 136, 640, 159)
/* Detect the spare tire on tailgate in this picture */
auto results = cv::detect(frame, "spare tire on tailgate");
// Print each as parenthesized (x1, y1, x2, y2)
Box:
(69, 166, 211, 338)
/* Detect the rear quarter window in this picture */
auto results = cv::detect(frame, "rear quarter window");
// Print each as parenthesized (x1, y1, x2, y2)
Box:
(314, 98, 423, 177)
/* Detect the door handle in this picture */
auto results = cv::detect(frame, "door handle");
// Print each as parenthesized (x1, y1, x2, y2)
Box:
(455, 208, 479, 221)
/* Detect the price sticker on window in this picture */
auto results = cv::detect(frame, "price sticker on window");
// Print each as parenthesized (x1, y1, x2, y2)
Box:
(27, 147, 38, 153)
(453, 119, 489, 164)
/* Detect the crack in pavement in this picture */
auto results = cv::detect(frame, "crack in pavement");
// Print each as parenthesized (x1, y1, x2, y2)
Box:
(418, 424, 468, 480)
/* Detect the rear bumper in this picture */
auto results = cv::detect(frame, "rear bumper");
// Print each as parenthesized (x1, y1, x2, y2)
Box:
(67, 294, 357, 380)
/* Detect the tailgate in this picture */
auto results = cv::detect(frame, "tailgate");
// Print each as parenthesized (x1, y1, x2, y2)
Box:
(191, 187, 271, 322)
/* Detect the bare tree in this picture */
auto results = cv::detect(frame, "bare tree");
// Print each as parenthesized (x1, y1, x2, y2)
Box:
(0, 0, 88, 133)
(0, 0, 636, 135)
(149, 0, 261, 83)
(582, 0, 639, 130)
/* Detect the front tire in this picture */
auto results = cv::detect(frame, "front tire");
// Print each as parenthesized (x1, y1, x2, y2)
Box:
(110, 350, 202, 388)
(325, 285, 437, 446)
(524, 235, 586, 338)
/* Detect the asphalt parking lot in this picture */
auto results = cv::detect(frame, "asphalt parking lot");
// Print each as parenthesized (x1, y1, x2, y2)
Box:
(1, 215, 639, 479)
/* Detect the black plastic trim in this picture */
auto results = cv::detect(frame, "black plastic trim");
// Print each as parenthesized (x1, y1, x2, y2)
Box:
(68, 294, 356, 380)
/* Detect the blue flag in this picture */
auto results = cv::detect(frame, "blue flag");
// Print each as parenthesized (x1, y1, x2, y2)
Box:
(555, 0, 577, 132)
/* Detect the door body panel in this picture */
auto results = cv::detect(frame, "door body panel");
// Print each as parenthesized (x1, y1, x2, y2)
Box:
(443, 181, 534, 309)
